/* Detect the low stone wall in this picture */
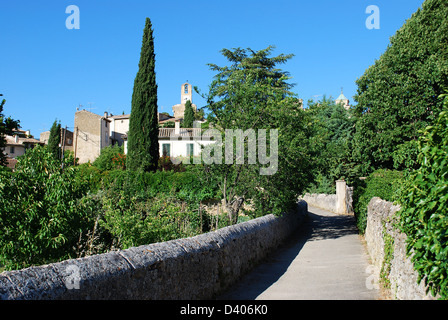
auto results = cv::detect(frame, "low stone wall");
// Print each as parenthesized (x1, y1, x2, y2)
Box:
(365, 197, 435, 300)
(300, 193, 337, 213)
(0, 201, 308, 300)
(299, 180, 353, 215)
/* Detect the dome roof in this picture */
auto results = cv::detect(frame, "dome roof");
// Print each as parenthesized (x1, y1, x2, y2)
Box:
(336, 92, 348, 101)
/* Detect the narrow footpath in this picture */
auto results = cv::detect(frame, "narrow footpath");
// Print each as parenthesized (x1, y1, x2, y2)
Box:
(220, 206, 380, 300)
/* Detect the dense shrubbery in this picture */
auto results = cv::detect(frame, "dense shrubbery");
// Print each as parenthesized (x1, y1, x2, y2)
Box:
(0, 146, 96, 270)
(352, 169, 404, 234)
(397, 94, 448, 299)
(0, 146, 221, 271)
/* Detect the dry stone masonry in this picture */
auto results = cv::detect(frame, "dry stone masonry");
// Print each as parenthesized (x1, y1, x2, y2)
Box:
(0, 201, 307, 300)
(365, 197, 436, 300)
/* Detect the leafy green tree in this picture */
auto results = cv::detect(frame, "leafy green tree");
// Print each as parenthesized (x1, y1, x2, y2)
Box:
(201, 46, 313, 223)
(353, 0, 448, 175)
(183, 100, 194, 128)
(306, 96, 356, 191)
(126, 18, 159, 172)
(47, 119, 61, 160)
(0, 99, 20, 166)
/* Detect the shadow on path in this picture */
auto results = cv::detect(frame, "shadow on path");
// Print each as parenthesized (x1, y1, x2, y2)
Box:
(218, 207, 362, 300)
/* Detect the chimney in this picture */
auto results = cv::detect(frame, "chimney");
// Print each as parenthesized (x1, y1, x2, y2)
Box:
(104, 111, 108, 118)
(175, 121, 180, 135)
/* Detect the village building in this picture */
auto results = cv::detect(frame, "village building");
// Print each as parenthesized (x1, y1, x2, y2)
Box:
(157, 121, 215, 159)
(3, 129, 44, 169)
(40, 127, 74, 152)
(73, 82, 212, 164)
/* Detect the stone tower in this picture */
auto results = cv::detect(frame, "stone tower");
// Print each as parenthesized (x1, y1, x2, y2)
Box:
(181, 83, 192, 105)
(172, 82, 197, 118)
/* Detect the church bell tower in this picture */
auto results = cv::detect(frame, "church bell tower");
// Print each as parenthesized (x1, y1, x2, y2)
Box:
(181, 83, 193, 104)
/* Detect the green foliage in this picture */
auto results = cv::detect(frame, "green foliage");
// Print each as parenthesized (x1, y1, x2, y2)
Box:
(126, 17, 159, 172)
(93, 145, 125, 171)
(0, 99, 20, 166)
(353, 0, 448, 175)
(305, 173, 335, 195)
(0, 146, 96, 270)
(183, 100, 194, 128)
(99, 192, 200, 249)
(397, 94, 448, 299)
(306, 96, 357, 190)
(0, 146, 221, 270)
(202, 46, 314, 223)
(48, 120, 61, 160)
(353, 169, 404, 234)
(380, 225, 395, 289)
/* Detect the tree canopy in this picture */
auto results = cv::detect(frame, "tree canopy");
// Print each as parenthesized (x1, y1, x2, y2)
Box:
(353, 0, 448, 174)
(201, 46, 313, 223)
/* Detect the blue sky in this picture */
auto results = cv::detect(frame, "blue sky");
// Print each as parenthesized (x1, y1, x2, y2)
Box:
(0, 0, 424, 137)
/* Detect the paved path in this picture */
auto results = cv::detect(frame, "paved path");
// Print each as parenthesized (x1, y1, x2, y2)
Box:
(219, 206, 380, 300)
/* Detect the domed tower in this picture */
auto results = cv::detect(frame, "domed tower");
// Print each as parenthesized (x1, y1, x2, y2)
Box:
(335, 88, 350, 110)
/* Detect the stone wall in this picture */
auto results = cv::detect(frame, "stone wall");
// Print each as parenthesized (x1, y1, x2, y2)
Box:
(299, 180, 353, 214)
(0, 202, 307, 300)
(365, 197, 435, 300)
(300, 193, 337, 213)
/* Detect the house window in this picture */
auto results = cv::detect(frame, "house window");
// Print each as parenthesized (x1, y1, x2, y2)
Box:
(10, 146, 15, 154)
(162, 144, 171, 157)
(187, 143, 194, 156)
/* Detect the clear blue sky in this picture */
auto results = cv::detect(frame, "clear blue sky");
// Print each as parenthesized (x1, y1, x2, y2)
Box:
(0, 0, 424, 138)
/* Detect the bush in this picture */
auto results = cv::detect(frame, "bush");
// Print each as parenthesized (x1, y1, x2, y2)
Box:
(98, 192, 201, 249)
(0, 146, 97, 270)
(397, 94, 448, 299)
(353, 169, 404, 234)
(93, 145, 126, 171)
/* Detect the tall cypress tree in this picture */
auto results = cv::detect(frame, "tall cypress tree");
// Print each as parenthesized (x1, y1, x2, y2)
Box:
(126, 18, 159, 172)
(48, 119, 61, 160)
(183, 100, 194, 128)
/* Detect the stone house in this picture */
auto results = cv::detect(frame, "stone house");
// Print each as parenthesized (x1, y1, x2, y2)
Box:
(2, 129, 44, 169)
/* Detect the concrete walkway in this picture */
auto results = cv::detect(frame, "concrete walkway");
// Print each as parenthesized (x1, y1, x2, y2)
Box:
(220, 206, 380, 300)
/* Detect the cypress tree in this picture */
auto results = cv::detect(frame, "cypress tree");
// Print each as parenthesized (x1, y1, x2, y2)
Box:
(48, 119, 61, 160)
(183, 100, 194, 128)
(126, 18, 159, 172)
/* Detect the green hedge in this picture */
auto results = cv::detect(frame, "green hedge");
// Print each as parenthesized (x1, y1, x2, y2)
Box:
(397, 94, 448, 299)
(353, 169, 404, 234)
